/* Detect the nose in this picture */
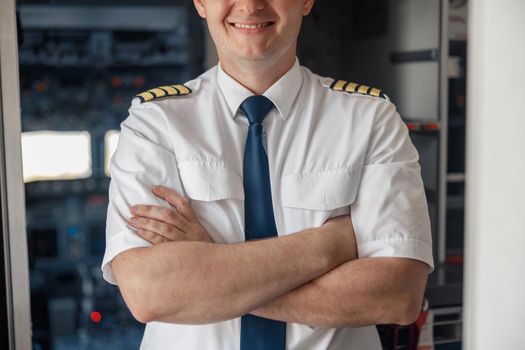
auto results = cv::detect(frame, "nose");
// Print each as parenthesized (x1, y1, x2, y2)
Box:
(236, 0, 266, 15)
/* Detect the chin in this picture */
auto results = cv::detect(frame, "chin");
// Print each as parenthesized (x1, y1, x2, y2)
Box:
(239, 52, 269, 61)
(235, 46, 276, 61)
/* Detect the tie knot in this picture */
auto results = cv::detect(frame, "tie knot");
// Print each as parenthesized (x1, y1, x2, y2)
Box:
(240, 95, 274, 124)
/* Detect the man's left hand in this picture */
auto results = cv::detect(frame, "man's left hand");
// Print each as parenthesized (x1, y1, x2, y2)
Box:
(128, 186, 212, 245)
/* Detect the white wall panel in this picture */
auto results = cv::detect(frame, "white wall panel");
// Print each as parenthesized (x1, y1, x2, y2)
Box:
(464, 0, 525, 348)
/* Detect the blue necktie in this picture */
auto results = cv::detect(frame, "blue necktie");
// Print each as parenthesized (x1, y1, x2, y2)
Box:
(240, 95, 286, 350)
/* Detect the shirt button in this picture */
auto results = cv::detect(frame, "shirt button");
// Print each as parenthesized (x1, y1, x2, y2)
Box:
(262, 132, 267, 138)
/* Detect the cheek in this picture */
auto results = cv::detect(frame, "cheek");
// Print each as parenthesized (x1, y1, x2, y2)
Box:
(276, 3, 304, 29)
(278, 13, 303, 39)
(207, 23, 225, 47)
(205, 11, 227, 37)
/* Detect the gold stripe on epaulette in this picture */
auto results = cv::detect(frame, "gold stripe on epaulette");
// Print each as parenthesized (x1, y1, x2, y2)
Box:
(173, 84, 191, 95)
(345, 82, 359, 93)
(159, 85, 179, 95)
(331, 80, 347, 91)
(329, 80, 386, 100)
(357, 85, 370, 94)
(370, 88, 382, 97)
(137, 91, 156, 103)
(149, 88, 167, 98)
(136, 83, 192, 103)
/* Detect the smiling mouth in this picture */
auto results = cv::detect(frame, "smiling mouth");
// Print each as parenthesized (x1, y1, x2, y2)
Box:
(230, 22, 274, 29)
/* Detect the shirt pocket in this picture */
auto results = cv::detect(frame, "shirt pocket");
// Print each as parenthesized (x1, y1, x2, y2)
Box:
(280, 167, 361, 233)
(177, 161, 244, 243)
(178, 161, 244, 202)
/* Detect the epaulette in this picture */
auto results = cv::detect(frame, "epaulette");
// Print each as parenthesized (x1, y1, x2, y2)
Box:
(329, 80, 387, 100)
(136, 84, 192, 103)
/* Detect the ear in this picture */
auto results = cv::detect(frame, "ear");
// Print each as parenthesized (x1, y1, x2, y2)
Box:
(193, 0, 207, 19)
(302, 0, 315, 16)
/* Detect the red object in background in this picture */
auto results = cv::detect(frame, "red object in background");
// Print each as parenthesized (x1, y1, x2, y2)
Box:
(446, 255, 464, 265)
(87, 194, 108, 205)
(425, 122, 440, 131)
(408, 309, 429, 350)
(406, 123, 418, 131)
(90, 311, 102, 323)
(35, 81, 47, 93)
(133, 75, 146, 88)
(456, 94, 465, 108)
(111, 76, 123, 89)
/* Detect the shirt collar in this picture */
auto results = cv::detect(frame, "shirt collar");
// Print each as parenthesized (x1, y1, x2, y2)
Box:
(216, 58, 303, 121)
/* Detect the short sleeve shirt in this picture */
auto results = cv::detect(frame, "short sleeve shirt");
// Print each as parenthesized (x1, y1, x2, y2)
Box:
(102, 59, 434, 350)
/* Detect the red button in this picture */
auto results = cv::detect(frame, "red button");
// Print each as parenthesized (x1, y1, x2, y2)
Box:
(90, 311, 102, 323)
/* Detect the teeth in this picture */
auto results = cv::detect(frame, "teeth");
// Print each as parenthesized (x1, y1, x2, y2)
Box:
(234, 23, 269, 29)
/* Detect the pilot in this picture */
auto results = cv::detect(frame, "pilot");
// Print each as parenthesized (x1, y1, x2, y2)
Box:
(102, 0, 434, 349)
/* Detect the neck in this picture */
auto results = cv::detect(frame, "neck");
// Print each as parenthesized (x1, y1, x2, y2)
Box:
(219, 51, 296, 95)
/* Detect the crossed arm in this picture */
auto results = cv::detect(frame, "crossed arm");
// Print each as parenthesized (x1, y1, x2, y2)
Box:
(112, 186, 429, 328)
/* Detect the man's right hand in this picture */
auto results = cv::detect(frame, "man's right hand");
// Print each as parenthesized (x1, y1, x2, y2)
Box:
(127, 186, 213, 245)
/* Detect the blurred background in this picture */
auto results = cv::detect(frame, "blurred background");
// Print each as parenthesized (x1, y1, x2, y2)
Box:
(3, 0, 522, 349)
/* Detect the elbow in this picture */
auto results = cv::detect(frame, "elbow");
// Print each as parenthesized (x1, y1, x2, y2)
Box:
(117, 275, 178, 324)
(369, 288, 425, 326)
(117, 272, 188, 324)
(122, 283, 186, 324)
(119, 279, 178, 324)
(111, 250, 168, 324)
(115, 275, 158, 324)
(126, 299, 155, 324)
(390, 295, 424, 326)
(396, 301, 422, 326)
(388, 267, 429, 326)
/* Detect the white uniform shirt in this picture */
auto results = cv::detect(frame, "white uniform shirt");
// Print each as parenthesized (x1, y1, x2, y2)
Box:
(102, 59, 434, 350)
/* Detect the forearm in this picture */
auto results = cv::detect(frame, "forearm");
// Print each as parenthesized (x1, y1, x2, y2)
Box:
(113, 225, 352, 324)
(251, 257, 429, 328)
